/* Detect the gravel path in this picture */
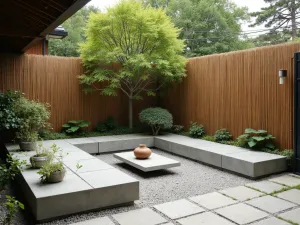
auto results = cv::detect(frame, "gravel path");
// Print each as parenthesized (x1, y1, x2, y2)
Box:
(38, 149, 269, 225)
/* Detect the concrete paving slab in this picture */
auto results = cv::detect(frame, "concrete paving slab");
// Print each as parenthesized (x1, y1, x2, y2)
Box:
(247, 195, 296, 213)
(177, 212, 235, 225)
(215, 203, 268, 225)
(189, 192, 237, 209)
(61, 151, 95, 162)
(112, 208, 167, 225)
(276, 189, 300, 205)
(220, 186, 263, 201)
(64, 158, 114, 173)
(69, 216, 114, 225)
(269, 175, 300, 187)
(79, 168, 138, 188)
(114, 152, 180, 172)
(153, 199, 205, 219)
(250, 217, 291, 225)
(278, 208, 300, 224)
(246, 181, 285, 194)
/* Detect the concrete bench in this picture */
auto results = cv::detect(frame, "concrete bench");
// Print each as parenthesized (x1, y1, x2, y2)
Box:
(154, 134, 287, 178)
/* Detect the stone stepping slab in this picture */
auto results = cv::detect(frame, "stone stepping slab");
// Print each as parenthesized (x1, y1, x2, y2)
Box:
(250, 217, 291, 225)
(276, 189, 300, 205)
(246, 195, 296, 214)
(153, 199, 205, 219)
(269, 175, 300, 187)
(215, 203, 268, 225)
(177, 212, 235, 225)
(189, 192, 237, 210)
(277, 208, 300, 225)
(246, 181, 285, 194)
(112, 208, 167, 225)
(219, 186, 263, 201)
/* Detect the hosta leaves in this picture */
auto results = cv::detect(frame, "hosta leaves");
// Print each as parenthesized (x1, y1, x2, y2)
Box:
(248, 140, 257, 148)
(66, 126, 80, 133)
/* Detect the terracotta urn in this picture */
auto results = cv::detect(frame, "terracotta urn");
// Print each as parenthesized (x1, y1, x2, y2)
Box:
(134, 144, 152, 159)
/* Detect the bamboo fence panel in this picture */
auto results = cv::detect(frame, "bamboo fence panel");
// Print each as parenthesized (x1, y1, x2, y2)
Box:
(161, 42, 300, 149)
(0, 54, 156, 131)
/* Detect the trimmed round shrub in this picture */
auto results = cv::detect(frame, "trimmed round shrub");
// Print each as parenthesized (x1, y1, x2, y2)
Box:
(189, 122, 205, 138)
(215, 129, 232, 143)
(139, 108, 173, 136)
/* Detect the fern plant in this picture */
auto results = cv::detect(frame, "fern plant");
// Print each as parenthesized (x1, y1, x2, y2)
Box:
(237, 128, 276, 151)
(62, 120, 90, 134)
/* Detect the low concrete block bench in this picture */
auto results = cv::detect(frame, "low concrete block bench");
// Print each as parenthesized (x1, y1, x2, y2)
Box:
(154, 134, 287, 178)
(5, 140, 139, 222)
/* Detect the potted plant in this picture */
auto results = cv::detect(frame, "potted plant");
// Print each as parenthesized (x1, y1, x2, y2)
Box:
(13, 97, 50, 151)
(30, 142, 52, 169)
(37, 144, 66, 183)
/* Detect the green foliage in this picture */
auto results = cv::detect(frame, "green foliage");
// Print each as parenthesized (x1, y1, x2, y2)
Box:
(79, 0, 186, 128)
(189, 122, 205, 138)
(170, 125, 184, 134)
(37, 144, 65, 183)
(201, 135, 216, 142)
(0, 155, 26, 191)
(62, 120, 91, 134)
(215, 129, 232, 143)
(2, 195, 24, 225)
(250, 0, 300, 40)
(237, 128, 276, 151)
(139, 108, 173, 135)
(95, 122, 108, 133)
(105, 116, 118, 130)
(14, 97, 50, 142)
(265, 149, 295, 171)
(0, 90, 23, 131)
(95, 117, 118, 133)
(39, 130, 69, 140)
(144, 0, 253, 57)
(49, 6, 99, 57)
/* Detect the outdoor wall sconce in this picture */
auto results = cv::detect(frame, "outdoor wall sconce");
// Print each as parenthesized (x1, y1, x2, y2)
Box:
(279, 69, 287, 85)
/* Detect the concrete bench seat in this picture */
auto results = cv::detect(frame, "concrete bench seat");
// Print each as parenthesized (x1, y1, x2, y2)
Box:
(155, 134, 286, 178)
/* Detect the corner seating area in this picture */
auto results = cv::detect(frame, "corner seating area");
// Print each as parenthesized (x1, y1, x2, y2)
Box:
(5, 134, 286, 222)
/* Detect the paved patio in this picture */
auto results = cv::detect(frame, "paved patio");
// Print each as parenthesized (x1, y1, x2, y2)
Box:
(70, 174, 300, 225)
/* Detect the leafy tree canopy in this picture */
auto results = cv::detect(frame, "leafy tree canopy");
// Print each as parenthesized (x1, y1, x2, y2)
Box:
(250, 0, 300, 40)
(144, 0, 253, 57)
(49, 6, 99, 57)
(79, 0, 186, 128)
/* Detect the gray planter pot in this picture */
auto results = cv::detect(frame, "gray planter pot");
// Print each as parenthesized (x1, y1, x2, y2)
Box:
(47, 169, 66, 183)
(19, 142, 36, 151)
(30, 155, 49, 169)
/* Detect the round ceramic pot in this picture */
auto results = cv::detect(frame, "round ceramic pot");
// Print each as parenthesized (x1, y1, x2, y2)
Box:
(134, 144, 152, 159)
(47, 169, 66, 183)
(19, 142, 36, 151)
(30, 155, 49, 169)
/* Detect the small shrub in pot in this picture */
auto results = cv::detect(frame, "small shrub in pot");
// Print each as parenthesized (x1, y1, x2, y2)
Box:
(139, 108, 173, 136)
(14, 97, 50, 151)
(189, 122, 205, 138)
(30, 142, 53, 169)
(37, 144, 66, 183)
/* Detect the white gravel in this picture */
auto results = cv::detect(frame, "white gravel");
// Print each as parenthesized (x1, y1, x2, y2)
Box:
(38, 149, 266, 225)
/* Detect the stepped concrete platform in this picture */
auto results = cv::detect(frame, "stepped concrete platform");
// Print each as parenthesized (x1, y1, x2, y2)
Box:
(5, 140, 140, 222)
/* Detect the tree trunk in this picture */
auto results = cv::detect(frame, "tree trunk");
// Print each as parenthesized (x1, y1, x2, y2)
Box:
(291, 0, 297, 40)
(129, 96, 133, 129)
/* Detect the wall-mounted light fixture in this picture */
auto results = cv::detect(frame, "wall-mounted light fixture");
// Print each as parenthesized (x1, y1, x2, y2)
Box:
(279, 69, 287, 85)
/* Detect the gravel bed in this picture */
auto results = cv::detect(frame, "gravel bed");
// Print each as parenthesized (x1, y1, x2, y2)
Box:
(38, 148, 276, 225)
